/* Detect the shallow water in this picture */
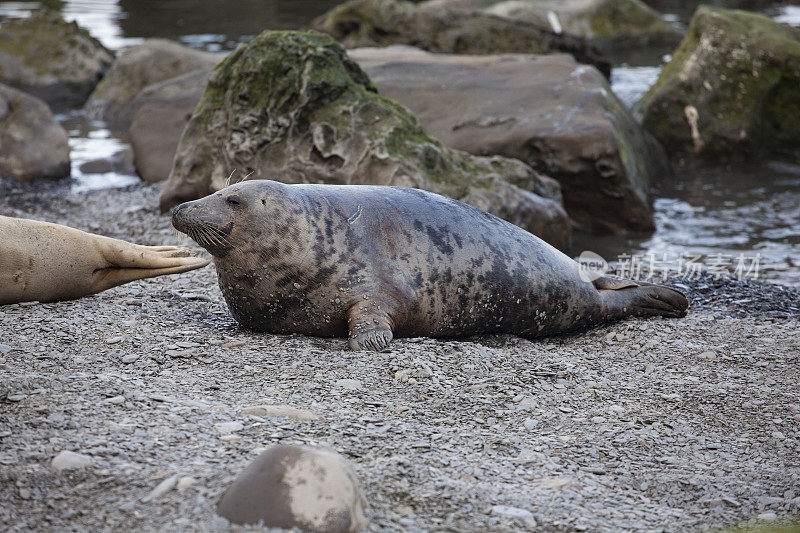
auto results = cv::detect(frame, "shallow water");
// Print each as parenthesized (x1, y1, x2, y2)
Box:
(1, 0, 798, 286)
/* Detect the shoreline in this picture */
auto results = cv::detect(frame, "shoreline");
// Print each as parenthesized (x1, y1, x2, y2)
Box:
(1, 181, 799, 531)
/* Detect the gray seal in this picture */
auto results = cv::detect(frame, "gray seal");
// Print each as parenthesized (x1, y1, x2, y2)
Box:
(172, 179, 688, 351)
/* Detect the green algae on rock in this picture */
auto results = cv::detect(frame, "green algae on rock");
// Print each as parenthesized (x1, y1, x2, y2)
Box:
(634, 6, 800, 162)
(0, 9, 113, 109)
(309, 0, 610, 77)
(159, 30, 571, 248)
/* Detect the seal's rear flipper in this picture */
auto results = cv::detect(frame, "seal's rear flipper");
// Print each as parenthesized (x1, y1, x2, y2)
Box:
(595, 276, 689, 319)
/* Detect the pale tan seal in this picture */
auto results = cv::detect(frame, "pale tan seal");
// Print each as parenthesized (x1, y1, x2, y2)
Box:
(172, 179, 688, 351)
(0, 215, 209, 305)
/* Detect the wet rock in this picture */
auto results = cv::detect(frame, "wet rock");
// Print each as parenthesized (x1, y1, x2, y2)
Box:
(51, 450, 92, 471)
(159, 31, 571, 248)
(353, 47, 666, 234)
(129, 70, 212, 183)
(482, 0, 682, 52)
(310, 0, 610, 77)
(0, 10, 113, 109)
(634, 7, 800, 163)
(0, 84, 70, 181)
(85, 39, 221, 125)
(217, 444, 367, 532)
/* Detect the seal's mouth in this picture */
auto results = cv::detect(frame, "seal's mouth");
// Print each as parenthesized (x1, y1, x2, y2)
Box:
(172, 202, 234, 258)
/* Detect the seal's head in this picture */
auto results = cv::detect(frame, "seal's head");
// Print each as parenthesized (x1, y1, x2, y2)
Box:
(171, 179, 290, 258)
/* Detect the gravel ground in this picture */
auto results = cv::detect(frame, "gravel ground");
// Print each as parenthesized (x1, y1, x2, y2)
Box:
(1, 180, 799, 532)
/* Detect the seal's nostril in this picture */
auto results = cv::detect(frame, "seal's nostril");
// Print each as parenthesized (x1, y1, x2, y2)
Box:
(172, 204, 187, 217)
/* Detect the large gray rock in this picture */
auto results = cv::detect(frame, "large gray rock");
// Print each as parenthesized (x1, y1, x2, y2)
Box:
(0, 10, 113, 109)
(129, 69, 211, 183)
(160, 31, 571, 249)
(310, 0, 611, 77)
(85, 39, 221, 125)
(217, 445, 367, 532)
(634, 6, 800, 162)
(0, 83, 70, 181)
(352, 47, 667, 234)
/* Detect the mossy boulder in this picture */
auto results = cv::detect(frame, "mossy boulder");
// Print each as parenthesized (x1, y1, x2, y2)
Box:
(85, 39, 222, 125)
(484, 0, 683, 52)
(634, 7, 800, 162)
(160, 31, 571, 248)
(351, 46, 666, 234)
(0, 83, 70, 181)
(310, 0, 610, 77)
(0, 10, 113, 109)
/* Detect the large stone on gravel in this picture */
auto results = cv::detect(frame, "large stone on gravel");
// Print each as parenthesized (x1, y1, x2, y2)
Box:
(0, 83, 70, 181)
(51, 450, 92, 471)
(217, 445, 367, 532)
(352, 47, 666, 234)
(160, 31, 571, 248)
(310, 0, 611, 77)
(483, 0, 682, 51)
(129, 69, 211, 183)
(0, 10, 113, 109)
(634, 7, 800, 162)
(85, 39, 221, 124)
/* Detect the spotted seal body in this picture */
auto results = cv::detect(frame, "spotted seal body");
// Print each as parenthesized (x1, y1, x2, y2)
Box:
(172, 179, 688, 351)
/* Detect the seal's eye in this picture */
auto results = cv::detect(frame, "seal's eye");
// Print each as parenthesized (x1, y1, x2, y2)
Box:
(226, 196, 241, 206)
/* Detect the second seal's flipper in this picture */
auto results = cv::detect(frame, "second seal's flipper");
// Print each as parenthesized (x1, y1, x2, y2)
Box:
(91, 243, 210, 293)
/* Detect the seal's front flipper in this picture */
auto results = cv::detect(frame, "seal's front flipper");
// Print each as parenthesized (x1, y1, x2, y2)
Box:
(347, 303, 394, 352)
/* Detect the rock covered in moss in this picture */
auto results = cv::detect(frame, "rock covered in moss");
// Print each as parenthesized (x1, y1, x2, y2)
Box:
(217, 445, 367, 532)
(352, 46, 666, 234)
(484, 0, 682, 52)
(0, 10, 113, 109)
(160, 31, 571, 248)
(85, 39, 221, 124)
(634, 7, 800, 162)
(310, 0, 610, 77)
(0, 83, 70, 181)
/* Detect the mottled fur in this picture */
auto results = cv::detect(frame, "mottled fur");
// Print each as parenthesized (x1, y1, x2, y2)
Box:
(172, 180, 688, 351)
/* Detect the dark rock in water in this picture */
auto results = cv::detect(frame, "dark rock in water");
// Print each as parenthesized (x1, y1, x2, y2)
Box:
(78, 148, 134, 176)
(217, 445, 367, 532)
(482, 0, 684, 53)
(159, 31, 572, 249)
(84, 39, 221, 125)
(634, 6, 800, 163)
(353, 47, 666, 234)
(0, 10, 114, 109)
(310, 0, 611, 77)
(0, 83, 70, 181)
(78, 159, 113, 174)
(130, 69, 212, 183)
